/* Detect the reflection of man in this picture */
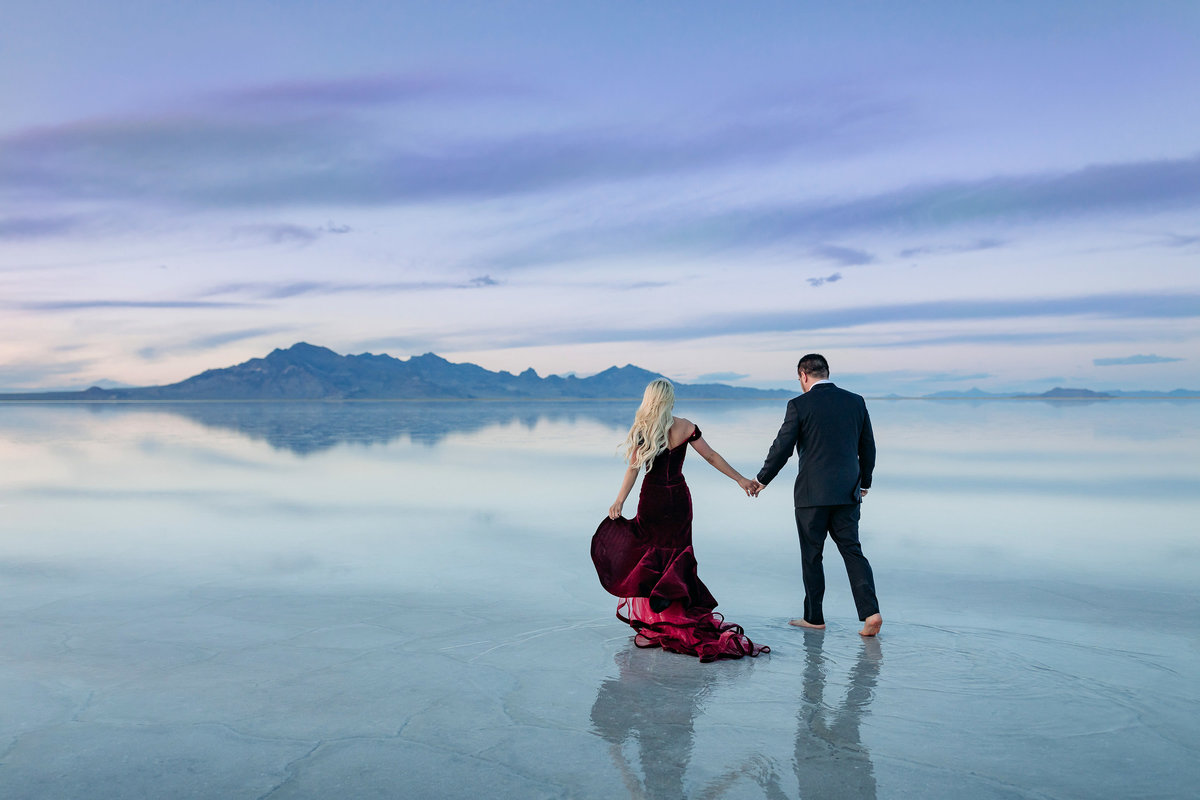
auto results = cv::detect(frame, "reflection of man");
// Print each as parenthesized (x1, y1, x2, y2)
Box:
(795, 634, 881, 799)
(753, 353, 882, 636)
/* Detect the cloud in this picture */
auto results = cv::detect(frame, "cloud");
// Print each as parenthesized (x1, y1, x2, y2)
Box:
(898, 238, 1007, 258)
(138, 327, 295, 360)
(1163, 233, 1200, 248)
(694, 372, 749, 382)
(0, 358, 98, 392)
(234, 224, 320, 245)
(200, 276, 502, 300)
(925, 372, 992, 382)
(15, 300, 249, 311)
(213, 74, 518, 109)
(807, 272, 843, 287)
(486, 154, 1200, 268)
(1093, 354, 1185, 366)
(0, 78, 907, 212)
(470, 291, 1200, 348)
(347, 336, 437, 355)
(232, 222, 353, 246)
(0, 215, 82, 239)
(811, 244, 874, 266)
(858, 330, 1161, 348)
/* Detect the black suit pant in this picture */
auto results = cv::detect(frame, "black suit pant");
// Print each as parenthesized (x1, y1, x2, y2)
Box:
(795, 504, 879, 625)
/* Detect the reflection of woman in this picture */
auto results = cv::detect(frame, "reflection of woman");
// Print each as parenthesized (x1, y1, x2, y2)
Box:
(591, 379, 769, 662)
(590, 649, 713, 798)
(591, 649, 774, 798)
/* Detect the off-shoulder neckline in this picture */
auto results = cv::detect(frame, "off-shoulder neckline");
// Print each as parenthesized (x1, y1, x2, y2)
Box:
(666, 422, 699, 451)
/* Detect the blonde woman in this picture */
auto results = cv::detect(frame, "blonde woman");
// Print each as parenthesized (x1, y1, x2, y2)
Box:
(591, 378, 769, 661)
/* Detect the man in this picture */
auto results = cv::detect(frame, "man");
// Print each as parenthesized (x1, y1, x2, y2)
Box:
(752, 354, 882, 636)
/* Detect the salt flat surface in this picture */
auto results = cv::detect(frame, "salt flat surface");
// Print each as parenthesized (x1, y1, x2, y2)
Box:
(0, 400, 1197, 798)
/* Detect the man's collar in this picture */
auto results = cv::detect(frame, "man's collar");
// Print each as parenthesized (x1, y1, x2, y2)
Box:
(809, 379, 834, 388)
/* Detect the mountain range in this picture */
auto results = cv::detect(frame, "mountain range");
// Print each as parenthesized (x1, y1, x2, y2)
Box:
(0, 343, 789, 401)
(920, 387, 1198, 399)
(0, 344, 1194, 401)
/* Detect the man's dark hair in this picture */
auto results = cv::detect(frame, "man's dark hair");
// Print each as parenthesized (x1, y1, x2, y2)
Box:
(797, 353, 830, 379)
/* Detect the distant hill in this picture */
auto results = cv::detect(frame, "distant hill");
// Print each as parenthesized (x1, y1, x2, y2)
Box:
(924, 387, 1115, 399)
(1039, 387, 1113, 399)
(921, 387, 1198, 399)
(923, 387, 1014, 398)
(0, 343, 791, 401)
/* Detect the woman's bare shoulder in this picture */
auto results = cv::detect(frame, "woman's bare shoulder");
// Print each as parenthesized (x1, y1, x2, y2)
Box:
(668, 416, 696, 447)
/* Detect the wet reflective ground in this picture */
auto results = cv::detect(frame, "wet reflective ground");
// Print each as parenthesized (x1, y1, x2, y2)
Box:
(0, 399, 1197, 798)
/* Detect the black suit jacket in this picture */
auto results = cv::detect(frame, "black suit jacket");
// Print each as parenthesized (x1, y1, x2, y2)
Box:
(757, 383, 876, 507)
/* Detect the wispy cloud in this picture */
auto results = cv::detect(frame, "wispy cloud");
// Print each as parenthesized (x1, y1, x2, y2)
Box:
(898, 238, 1007, 258)
(138, 327, 294, 360)
(485, 153, 1200, 268)
(812, 244, 874, 266)
(1162, 232, 1200, 248)
(15, 300, 250, 311)
(807, 272, 843, 288)
(695, 371, 749, 382)
(232, 222, 353, 246)
(0, 77, 907, 213)
(200, 276, 501, 300)
(1093, 353, 1185, 366)
(212, 74, 520, 109)
(0, 215, 83, 239)
(477, 291, 1200, 348)
(858, 330, 1164, 349)
(347, 336, 437, 355)
(0, 358, 98, 392)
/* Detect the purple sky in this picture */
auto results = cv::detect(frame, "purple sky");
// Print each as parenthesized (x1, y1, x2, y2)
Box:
(2, 1, 1198, 393)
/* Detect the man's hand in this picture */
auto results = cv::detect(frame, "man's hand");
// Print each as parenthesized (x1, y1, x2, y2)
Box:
(860, 488, 869, 499)
(750, 479, 765, 497)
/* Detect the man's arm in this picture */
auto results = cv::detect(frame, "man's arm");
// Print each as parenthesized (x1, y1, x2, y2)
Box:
(757, 400, 800, 487)
(858, 404, 876, 490)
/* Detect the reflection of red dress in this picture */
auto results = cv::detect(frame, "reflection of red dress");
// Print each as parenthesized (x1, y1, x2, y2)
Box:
(591, 425, 769, 662)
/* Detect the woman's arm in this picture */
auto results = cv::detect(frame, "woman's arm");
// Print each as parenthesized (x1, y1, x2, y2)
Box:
(609, 465, 640, 519)
(689, 433, 758, 497)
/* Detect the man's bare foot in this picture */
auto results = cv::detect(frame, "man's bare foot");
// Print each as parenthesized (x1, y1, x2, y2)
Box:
(788, 618, 825, 630)
(859, 613, 882, 637)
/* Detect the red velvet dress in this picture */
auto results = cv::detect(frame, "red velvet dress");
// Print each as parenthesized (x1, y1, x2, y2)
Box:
(591, 425, 769, 662)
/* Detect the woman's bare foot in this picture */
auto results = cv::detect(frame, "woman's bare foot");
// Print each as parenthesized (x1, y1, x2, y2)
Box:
(859, 613, 882, 637)
(788, 618, 825, 630)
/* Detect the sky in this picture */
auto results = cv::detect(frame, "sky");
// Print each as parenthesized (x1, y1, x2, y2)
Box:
(2, 1, 1198, 395)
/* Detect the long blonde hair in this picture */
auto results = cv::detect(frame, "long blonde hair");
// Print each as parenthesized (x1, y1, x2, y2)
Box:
(620, 379, 675, 471)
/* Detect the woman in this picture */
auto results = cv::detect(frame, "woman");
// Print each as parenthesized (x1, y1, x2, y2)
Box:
(591, 378, 769, 662)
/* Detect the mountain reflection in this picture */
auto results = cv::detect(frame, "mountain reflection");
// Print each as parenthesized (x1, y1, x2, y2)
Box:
(84, 401, 642, 455)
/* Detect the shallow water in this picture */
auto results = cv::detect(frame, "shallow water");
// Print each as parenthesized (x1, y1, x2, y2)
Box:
(0, 399, 1197, 798)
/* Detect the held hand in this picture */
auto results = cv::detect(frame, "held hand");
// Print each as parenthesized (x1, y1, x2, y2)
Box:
(608, 500, 624, 519)
(737, 477, 757, 497)
(750, 479, 765, 497)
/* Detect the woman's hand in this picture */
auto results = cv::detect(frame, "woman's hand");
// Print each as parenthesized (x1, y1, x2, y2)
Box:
(737, 477, 760, 497)
(608, 500, 624, 519)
